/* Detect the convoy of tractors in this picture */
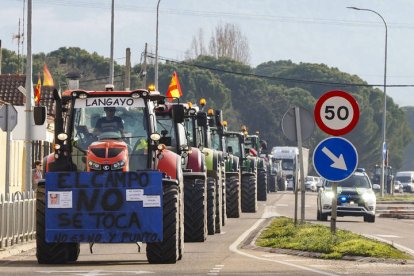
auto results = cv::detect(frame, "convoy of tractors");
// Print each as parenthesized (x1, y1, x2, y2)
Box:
(33, 86, 284, 264)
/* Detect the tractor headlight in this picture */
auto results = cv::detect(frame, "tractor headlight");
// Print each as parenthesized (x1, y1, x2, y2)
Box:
(88, 160, 101, 170)
(111, 160, 126, 170)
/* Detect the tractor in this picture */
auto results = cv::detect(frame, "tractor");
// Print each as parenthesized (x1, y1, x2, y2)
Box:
(33, 87, 184, 264)
(154, 101, 209, 242)
(183, 101, 226, 234)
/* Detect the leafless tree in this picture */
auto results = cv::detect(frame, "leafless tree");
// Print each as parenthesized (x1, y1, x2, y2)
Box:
(186, 23, 250, 64)
(208, 23, 250, 64)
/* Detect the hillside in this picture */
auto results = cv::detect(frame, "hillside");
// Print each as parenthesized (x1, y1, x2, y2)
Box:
(1, 47, 412, 170)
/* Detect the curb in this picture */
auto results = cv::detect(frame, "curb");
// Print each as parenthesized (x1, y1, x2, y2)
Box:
(0, 241, 36, 260)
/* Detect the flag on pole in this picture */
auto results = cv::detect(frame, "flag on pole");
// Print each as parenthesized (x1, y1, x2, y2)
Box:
(43, 63, 54, 86)
(166, 71, 183, 102)
(34, 73, 41, 106)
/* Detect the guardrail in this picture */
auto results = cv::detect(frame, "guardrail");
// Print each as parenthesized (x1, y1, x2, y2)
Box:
(0, 191, 36, 249)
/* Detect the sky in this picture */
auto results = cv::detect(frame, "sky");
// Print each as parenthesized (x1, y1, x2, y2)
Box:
(2, 0, 414, 106)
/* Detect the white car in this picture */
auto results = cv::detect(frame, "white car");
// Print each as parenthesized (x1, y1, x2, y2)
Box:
(305, 176, 318, 192)
(317, 169, 376, 223)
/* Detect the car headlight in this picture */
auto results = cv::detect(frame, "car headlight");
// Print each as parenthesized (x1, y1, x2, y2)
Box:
(325, 191, 335, 199)
(362, 192, 376, 202)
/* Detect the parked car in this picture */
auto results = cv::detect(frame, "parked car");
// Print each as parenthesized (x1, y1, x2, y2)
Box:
(395, 171, 414, 193)
(394, 180, 404, 193)
(317, 169, 376, 223)
(305, 176, 318, 192)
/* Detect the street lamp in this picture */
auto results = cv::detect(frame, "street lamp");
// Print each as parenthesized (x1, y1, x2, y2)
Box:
(347, 7, 388, 197)
(155, 0, 161, 90)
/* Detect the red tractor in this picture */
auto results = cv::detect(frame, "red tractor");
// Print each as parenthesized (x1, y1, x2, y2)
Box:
(34, 88, 184, 264)
(155, 101, 209, 241)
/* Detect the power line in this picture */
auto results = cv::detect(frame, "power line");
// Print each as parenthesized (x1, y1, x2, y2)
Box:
(147, 54, 414, 88)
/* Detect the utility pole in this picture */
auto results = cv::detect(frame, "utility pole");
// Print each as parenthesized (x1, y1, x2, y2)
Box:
(24, 0, 33, 192)
(142, 43, 148, 88)
(0, 40, 2, 74)
(124, 48, 131, 91)
(109, 0, 115, 85)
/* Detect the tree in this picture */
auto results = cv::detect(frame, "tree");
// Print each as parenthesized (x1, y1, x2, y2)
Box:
(186, 23, 250, 64)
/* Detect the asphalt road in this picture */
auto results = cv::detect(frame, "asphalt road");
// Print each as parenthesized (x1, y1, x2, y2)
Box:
(1, 191, 414, 275)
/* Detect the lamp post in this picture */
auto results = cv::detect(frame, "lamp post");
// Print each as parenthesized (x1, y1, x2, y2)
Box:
(348, 7, 388, 197)
(155, 0, 161, 90)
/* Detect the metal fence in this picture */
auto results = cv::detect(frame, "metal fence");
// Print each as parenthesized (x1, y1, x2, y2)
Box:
(0, 191, 36, 249)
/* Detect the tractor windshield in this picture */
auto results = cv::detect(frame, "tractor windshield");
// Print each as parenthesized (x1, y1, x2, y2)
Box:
(226, 136, 241, 157)
(70, 97, 149, 171)
(210, 130, 221, 151)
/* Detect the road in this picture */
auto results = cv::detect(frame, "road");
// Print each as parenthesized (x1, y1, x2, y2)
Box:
(1, 191, 414, 275)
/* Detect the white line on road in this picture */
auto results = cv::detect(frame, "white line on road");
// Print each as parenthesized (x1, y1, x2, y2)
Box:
(375, 234, 400, 238)
(229, 206, 339, 276)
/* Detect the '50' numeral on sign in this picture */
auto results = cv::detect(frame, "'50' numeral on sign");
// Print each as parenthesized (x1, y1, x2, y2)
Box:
(324, 106, 349, 120)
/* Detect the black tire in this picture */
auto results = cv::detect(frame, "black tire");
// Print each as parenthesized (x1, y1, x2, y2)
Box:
(184, 178, 207, 242)
(277, 177, 286, 191)
(268, 174, 277, 193)
(226, 175, 241, 218)
(147, 183, 181, 264)
(320, 212, 328, 221)
(257, 170, 267, 201)
(316, 210, 321, 221)
(215, 175, 223, 234)
(221, 167, 227, 226)
(36, 185, 80, 264)
(241, 175, 257, 213)
(364, 214, 376, 223)
(206, 177, 216, 235)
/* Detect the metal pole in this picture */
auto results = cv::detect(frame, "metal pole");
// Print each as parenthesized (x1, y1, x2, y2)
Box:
(143, 43, 148, 88)
(330, 182, 337, 234)
(24, 0, 33, 192)
(109, 0, 115, 85)
(125, 48, 131, 91)
(155, 0, 161, 90)
(347, 7, 388, 197)
(295, 107, 306, 224)
(5, 105, 10, 195)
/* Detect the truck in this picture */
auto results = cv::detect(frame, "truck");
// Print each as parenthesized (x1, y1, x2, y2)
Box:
(370, 164, 394, 194)
(271, 146, 309, 191)
(34, 87, 185, 264)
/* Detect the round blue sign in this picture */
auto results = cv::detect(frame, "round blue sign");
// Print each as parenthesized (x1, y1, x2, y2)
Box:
(313, 137, 358, 182)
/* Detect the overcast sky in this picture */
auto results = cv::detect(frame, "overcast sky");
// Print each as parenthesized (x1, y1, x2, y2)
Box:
(2, 0, 414, 106)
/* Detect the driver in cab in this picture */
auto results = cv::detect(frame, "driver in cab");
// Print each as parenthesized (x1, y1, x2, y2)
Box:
(94, 107, 124, 136)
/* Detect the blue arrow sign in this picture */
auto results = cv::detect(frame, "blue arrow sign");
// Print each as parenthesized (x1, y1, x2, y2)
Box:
(313, 137, 358, 182)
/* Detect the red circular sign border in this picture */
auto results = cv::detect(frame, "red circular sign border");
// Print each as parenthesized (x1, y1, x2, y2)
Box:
(314, 90, 360, 136)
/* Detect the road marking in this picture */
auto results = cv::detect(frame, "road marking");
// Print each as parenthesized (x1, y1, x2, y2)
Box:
(36, 270, 153, 275)
(229, 206, 339, 276)
(276, 204, 288, 207)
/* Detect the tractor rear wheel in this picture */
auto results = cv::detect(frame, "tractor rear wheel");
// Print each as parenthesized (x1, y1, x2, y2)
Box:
(257, 169, 267, 201)
(147, 183, 181, 263)
(241, 175, 257, 213)
(184, 178, 207, 242)
(226, 175, 241, 218)
(206, 177, 216, 235)
(215, 174, 223, 234)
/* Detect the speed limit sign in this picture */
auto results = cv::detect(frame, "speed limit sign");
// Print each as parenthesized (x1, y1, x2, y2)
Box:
(314, 90, 359, 136)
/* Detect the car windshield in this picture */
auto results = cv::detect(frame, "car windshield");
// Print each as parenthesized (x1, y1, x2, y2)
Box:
(396, 176, 411, 182)
(325, 174, 371, 189)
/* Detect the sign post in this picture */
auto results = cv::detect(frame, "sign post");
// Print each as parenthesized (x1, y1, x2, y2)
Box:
(314, 90, 360, 234)
(0, 104, 18, 195)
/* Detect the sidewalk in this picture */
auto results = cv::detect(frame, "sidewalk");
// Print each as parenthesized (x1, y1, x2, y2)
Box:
(0, 240, 36, 260)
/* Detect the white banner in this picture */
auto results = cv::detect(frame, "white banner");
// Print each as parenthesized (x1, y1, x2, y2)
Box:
(74, 97, 145, 108)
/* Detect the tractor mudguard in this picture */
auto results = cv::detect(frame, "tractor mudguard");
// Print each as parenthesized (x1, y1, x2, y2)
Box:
(157, 149, 181, 180)
(187, 147, 205, 173)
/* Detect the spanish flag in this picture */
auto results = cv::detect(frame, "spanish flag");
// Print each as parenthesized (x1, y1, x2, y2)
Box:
(34, 73, 41, 106)
(166, 71, 182, 102)
(43, 63, 54, 87)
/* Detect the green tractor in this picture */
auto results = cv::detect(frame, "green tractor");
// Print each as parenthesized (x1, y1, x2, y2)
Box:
(183, 101, 226, 234)
(209, 112, 242, 218)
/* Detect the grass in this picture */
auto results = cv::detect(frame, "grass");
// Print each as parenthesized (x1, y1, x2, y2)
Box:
(377, 194, 414, 202)
(256, 217, 412, 260)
